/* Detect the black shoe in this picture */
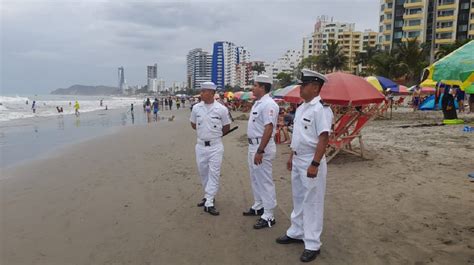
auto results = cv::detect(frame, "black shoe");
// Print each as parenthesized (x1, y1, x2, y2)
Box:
(197, 198, 206, 207)
(253, 218, 276, 229)
(204, 206, 219, 216)
(242, 207, 264, 216)
(275, 235, 304, 244)
(300, 249, 320, 262)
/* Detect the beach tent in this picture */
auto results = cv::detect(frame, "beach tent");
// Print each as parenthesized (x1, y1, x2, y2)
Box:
(419, 94, 459, 110)
(420, 40, 474, 90)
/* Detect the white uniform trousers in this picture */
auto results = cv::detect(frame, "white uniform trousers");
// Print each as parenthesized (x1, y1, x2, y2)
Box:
(286, 153, 327, 251)
(247, 141, 277, 220)
(195, 141, 224, 207)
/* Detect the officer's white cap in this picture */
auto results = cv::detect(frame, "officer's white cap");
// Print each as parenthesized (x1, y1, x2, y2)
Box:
(255, 74, 273, 85)
(200, 81, 217, 90)
(297, 69, 328, 85)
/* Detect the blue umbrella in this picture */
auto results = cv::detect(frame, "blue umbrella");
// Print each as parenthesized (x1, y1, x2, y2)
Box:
(376, 76, 399, 91)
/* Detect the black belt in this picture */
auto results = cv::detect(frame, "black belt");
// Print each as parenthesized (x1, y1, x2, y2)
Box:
(205, 141, 211, 147)
(248, 138, 260, 145)
(293, 151, 297, 155)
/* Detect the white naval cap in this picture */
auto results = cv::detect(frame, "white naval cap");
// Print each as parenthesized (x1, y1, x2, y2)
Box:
(254, 74, 273, 85)
(297, 69, 328, 85)
(200, 81, 217, 90)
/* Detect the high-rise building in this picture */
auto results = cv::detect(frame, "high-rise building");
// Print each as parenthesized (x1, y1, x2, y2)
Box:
(338, 30, 378, 73)
(187, 48, 212, 90)
(265, 49, 302, 81)
(211, 41, 250, 89)
(118, 66, 126, 93)
(378, 0, 473, 52)
(302, 16, 378, 73)
(147, 63, 158, 92)
(235, 61, 264, 89)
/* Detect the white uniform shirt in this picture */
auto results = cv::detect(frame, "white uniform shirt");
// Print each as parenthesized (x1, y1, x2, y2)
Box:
(190, 101, 231, 140)
(290, 96, 333, 153)
(247, 94, 279, 138)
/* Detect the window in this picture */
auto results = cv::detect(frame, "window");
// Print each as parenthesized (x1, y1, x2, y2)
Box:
(309, 45, 313, 48)
(381, 4, 385, 11)
(437, 21, 453, 27)
(407, 8, 422, 15)
(394, 32, 403, 39)
(395, 9, 404, 16)
(438, 0, 455, 5)
(386, 25, 392, 30)
(458, 25, 468, 31)
(387, 3, 393, 8)
(387, 14, 393, 19)
(407, 31, 421, 38)
(438, 10, 454, 16)
(408, 19, 421, 26)
(437, 32, 452, 39)
(461, 2, 470, 9)
(385, 35, 391, 41)
(395, 20, 404, 27)
(380, 15, 384, 22)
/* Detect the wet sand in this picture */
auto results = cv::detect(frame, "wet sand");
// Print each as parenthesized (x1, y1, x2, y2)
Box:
(1, 108, 473, 264)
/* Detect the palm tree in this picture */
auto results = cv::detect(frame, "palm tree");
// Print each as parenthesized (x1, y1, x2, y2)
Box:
(252, 63, 266, 75)
(321, 40, 348, 72)
(298, 55, 319, 71)
(393, 37, 429, 84)
(276, 72, 294, 88)
(355, 45, 380, 75)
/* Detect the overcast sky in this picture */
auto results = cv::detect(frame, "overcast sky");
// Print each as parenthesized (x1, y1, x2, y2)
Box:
(1, 0, 379, 95)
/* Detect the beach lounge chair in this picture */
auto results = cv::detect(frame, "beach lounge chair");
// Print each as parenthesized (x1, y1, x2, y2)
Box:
(326, 114, 372, 162)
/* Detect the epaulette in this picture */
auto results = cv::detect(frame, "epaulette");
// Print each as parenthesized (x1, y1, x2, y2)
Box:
(320, 99, 330, 107)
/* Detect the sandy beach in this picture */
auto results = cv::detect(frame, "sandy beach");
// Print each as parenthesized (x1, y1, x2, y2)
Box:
(1, 108, 473, 265)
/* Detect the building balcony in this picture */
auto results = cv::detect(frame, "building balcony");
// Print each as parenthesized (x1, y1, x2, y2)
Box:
(403, 13, 423, 20)
(384, 8, 393, 14)
(402, 25, 422, 31)
(383, 40, 392, 45)
(436, 15, 455, 21)
(437, 3, 456, 10)
(435, 38, 454, 45)
(383, 29, 392, 35)
(435, 26, 454, 33)
(403, 1, 424, 8)
(468, 30, 474, 37)
(383, 18, 393, 24)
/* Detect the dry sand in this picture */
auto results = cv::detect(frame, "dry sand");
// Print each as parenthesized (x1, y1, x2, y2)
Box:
(1, 108, 473, 265)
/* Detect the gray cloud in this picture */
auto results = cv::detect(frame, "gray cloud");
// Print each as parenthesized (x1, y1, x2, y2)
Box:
(1, 0, 378, 94)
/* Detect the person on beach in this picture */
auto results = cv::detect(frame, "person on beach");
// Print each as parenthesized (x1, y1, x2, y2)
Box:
(153, 98, 160, 121)
(74, 101, 80, 116)
(243, 75, 279, 230)
(26, 100, 28, 105)
(441, 86, 457, 120)
(32, 101, 36, 113)
(100, 99, 103, 107)
(412, 86, 421, 112)
(169, 97, 173, 110)
(160, 98, 164, 110)
(176, 98, 181, 109)
(275, 69, 332, 263)
(190, 81, 231, 216)
(164, 98, 169, 110)
(455, 86, 465, 113)
(145, 98, 152, 122)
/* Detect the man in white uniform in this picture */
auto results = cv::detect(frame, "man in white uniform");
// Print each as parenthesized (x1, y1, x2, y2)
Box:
(275, 69, 333, 262)
(190, 81, 231, 216)
(243, 75, 279, 229)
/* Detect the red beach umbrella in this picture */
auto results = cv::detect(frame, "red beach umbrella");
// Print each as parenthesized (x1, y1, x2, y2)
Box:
(283, 72, 385, 106)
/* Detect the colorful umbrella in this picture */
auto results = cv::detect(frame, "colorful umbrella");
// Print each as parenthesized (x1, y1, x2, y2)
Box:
(420, 40, 474, 90)
(224, 91, 234, 99)
(375, 76, 399, 91)
(389, 85, 409, 95)
(283, 72, 385, 106)
(366, 76, 384, 92)
(234, 91, 244, 99)
(240, 91, 254, 101)
(465, 83, 474, 94)
(272, 85, 298, 98)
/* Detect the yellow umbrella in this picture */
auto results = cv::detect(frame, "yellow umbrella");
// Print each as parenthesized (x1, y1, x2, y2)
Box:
(366, 76, 384, 92)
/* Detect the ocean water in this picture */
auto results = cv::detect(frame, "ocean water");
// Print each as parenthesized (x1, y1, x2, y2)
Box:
(0, 95, 143, 122)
